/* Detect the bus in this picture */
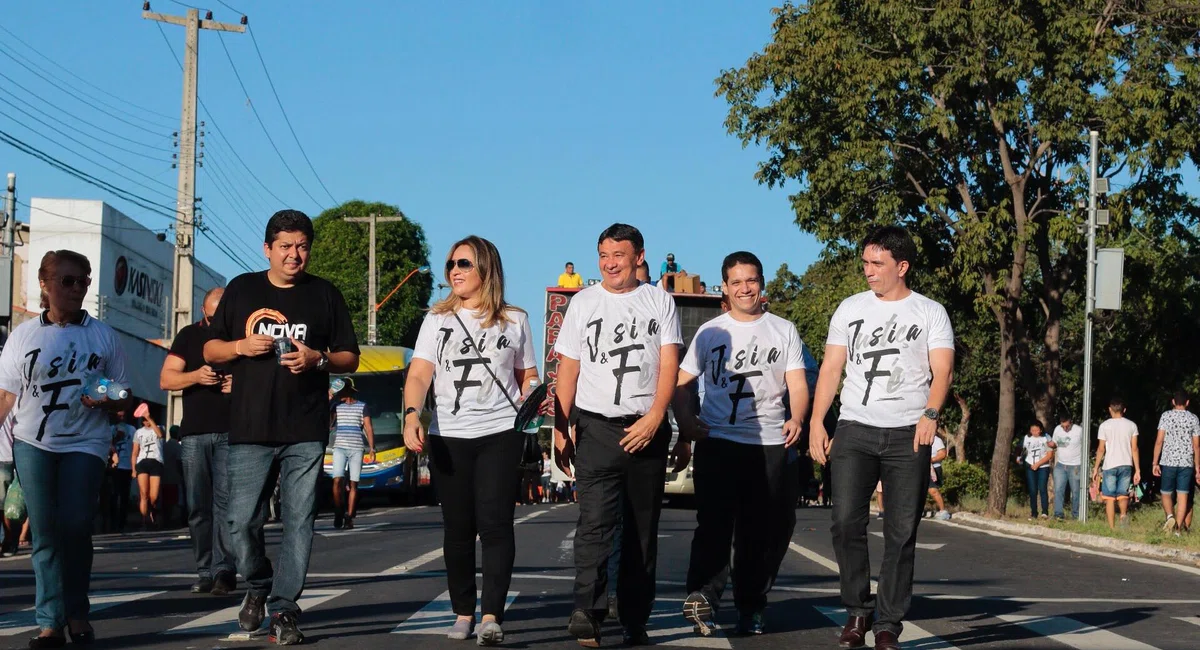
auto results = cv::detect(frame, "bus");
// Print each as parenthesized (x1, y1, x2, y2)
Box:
(320, 345, 433, 505)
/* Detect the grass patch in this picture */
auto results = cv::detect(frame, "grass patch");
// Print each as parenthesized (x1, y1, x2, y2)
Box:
(953, 496, 1200, 551)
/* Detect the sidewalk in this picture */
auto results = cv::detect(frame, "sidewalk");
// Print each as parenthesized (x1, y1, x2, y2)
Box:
(936, 511, 1200, 569)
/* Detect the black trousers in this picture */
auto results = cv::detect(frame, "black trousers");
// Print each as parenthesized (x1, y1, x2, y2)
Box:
(830, 421, 930, 637)
(108, 470, 132, 532)
(686, 437, 798, 613)
(429, 431, 524, 620)
(572, 412, 671, 628)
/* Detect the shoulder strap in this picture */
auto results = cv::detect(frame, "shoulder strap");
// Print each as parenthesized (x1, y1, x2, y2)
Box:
(453, 312, 519, 413)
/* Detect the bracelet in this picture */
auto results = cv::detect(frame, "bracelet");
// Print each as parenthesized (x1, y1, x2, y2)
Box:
(235, 340, 242, 357)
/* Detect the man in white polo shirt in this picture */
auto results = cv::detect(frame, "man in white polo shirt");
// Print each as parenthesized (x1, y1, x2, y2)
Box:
(672, 251, 810, 637)
(554, 223, 683, 647)
(809, 226, 955, 650)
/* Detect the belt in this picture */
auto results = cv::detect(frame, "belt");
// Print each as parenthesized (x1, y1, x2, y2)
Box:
(578, 409, 643, 427)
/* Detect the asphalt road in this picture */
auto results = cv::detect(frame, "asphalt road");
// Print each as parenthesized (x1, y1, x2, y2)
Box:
(1, 502, 1198, 649)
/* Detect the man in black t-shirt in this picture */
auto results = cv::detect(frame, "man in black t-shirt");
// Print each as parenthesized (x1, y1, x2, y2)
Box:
(160, 286, 237, 597)
(204, 210, 360, 645)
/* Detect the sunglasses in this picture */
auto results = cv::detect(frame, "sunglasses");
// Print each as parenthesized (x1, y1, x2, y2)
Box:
(59, 275, 91, 289)
(445, 258, 475, 273)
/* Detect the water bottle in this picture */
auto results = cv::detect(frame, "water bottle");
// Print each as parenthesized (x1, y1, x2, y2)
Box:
(84, 376, 131, 401)
(520, 378, 544, 434)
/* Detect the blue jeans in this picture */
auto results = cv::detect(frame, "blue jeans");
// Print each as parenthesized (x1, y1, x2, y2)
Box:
(830, 421, 931, 637)
(181, 433, 234, 579)
(12, 441, 105, 630)
(1159, 465, 1196, 495)
(227, 441, 324, 616)
(1025, 466, 1050, 516)
(1102, 465, 1133, 498)
(1053, 463, 1081, 519)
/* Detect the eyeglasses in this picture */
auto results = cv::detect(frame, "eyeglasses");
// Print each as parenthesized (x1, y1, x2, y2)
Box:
(59, 275, 91, 289)
(445, 258, 475, 273)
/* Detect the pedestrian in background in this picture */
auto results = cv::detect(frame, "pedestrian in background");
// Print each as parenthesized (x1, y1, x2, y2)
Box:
(1049, 413, 1083, 521)
(1151, 390, 1199, 535)
(1092, 397, 1141, 530)
(1018, 422, 1054, 520)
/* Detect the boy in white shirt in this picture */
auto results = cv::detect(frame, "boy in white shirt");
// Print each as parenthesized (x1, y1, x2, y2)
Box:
(1092, 397, 1141, 530)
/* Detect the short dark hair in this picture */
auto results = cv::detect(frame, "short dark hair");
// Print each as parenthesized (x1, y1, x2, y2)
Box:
(1173, 389, 1190, 406)
(1058, 412, 1073, 423)
(1109, 396, 1126, 411)
(565, 262, 574, 268)
(862, 225, 917, 269)
(264, 209, 314, 245)
(1030, 421, 1044, 432)
(721, 251, 764, 282)
(597, 223, 644, 251)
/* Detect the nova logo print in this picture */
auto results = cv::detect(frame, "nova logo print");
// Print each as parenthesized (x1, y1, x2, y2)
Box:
(245, 308, 309, 342)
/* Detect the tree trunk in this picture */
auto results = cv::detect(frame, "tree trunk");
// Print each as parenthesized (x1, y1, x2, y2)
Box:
(987, 308, 1020, 517)
(941, 391, 971, 461)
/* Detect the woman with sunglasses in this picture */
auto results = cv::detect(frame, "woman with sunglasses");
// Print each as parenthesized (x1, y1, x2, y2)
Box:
(403, 236, 539, 646)
(0, 250, 131, 648)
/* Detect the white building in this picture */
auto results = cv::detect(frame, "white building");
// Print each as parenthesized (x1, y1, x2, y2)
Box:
(25, 198, 226, 415)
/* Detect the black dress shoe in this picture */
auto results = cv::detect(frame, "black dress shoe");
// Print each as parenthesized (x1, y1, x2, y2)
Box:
(567, 609, 601, 648)
(27, 634, 66, 649)
(874, 630, 901, 650)
(68, 628, 95, 646)
(838, 615, 870, 648)
(622, 626, 651, 646)
(211, 571, 237, 596)
(191, 577, 214, 594)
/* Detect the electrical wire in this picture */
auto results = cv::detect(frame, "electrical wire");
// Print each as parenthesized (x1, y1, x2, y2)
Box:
(248, 26, 338, 205)
(215, 32, 327, 210)
(0, 23, 177, 125)
(16, 199, 172, 232)
(0, 94, 168, 163)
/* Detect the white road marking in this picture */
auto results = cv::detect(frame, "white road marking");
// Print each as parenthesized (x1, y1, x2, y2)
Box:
(646, 599, 732, 648)
(381, 547, 445, 576)
(559, 528, 576, 563)
(997, 614, 1161, 650)
(1174, 616, 1200, 628)
(929, 518, 1200, 577)
(818, 606, 959, 649)
(392, 590, 517, 635)
(0, 591, 163, 637)
(315, 522, 389, 537)
(166, 589, 347, 637)
(870, 531, 944, 550)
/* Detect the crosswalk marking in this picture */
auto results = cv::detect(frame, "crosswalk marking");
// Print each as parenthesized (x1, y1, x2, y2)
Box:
(646, 600, 731, 649)
(998, 614, 1161, 650)
(315, 522, 389, 537)
(381, 547, 444, 576)
(817, 606, 959, 649)
(870, 532, 945, 550)
(164, 589, 347, 637)
(0, 591, 162, 637)
(1175, 616, 1200, 628)
(392, 590, 518, 635)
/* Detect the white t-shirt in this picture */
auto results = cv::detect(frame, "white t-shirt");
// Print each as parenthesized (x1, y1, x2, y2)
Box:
(1022, 435, 1053, 466)
(680, 312, 806, 446)
(827, 290, 954, 428)
(133, 427, 162, 464)
(931, 436, 946, 468)
(413, 308, 537, 439)
(0, 413, 13, 464)
(1051, 424, 1083, 465)
(0, 312, 129, 460)
(554, 283, 683, 418)
(1098, 417, 1138, 470)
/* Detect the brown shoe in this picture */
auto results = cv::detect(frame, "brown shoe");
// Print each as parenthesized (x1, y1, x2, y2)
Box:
(874, 630, 900, 650)
(838, 616, 870, 648)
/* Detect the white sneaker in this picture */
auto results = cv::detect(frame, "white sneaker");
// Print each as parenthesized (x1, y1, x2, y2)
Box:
(477, 620, 503, 646)
(935, 510, 951, 521)
(1162, 515, 1177, 533)
(448, 618, 476, 640)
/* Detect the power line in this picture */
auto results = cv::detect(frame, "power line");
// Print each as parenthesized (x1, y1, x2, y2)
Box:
(0, 69, 174, 153)
(0, 23, 178, 125)
(216, 0, 243, 14)
(199, 205, 264, 265)
(16, 199, 172, 233)
(154, 21, 291, 210)
(0, 45, 172, 138)
(0, 111, 177, 202)
(247, 26, 338, 205)
(215, 31, 327, 210)
(0, 94, 169, 164)
(0, 128, 177, 220)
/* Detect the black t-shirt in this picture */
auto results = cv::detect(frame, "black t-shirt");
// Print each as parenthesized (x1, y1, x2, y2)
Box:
(210, 271, 360, 445)
(168, 320, 232, 436)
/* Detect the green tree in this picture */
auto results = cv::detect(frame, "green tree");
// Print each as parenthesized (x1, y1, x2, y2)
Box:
(308, 200, 433, 347)
(719, 1, 1200, 514)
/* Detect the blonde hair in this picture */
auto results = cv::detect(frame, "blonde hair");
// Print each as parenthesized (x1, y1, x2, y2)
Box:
(429, 235, 523, 328)
(38, 249, 92, 309)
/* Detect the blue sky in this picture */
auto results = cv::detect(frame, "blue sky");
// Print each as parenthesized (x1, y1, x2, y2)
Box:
(1, 1, 819, 360)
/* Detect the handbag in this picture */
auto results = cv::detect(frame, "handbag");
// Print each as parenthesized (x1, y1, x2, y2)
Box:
(453, 313, 548, 469)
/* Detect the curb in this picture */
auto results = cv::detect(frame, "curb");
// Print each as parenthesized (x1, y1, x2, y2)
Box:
(941, 511, 1200, 568)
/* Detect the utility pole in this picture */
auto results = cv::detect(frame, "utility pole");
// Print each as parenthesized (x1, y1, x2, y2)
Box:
(144, 4, 245, 429)
(1079, 130, 1100, 523)
(345, 213, 405, 345)
(0, 173, 14, 338)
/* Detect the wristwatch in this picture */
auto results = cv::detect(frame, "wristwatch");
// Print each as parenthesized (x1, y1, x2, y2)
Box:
(923, 408, 940, 421)
(404, 407, 419, 418)
(316, 352, 329, 371)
